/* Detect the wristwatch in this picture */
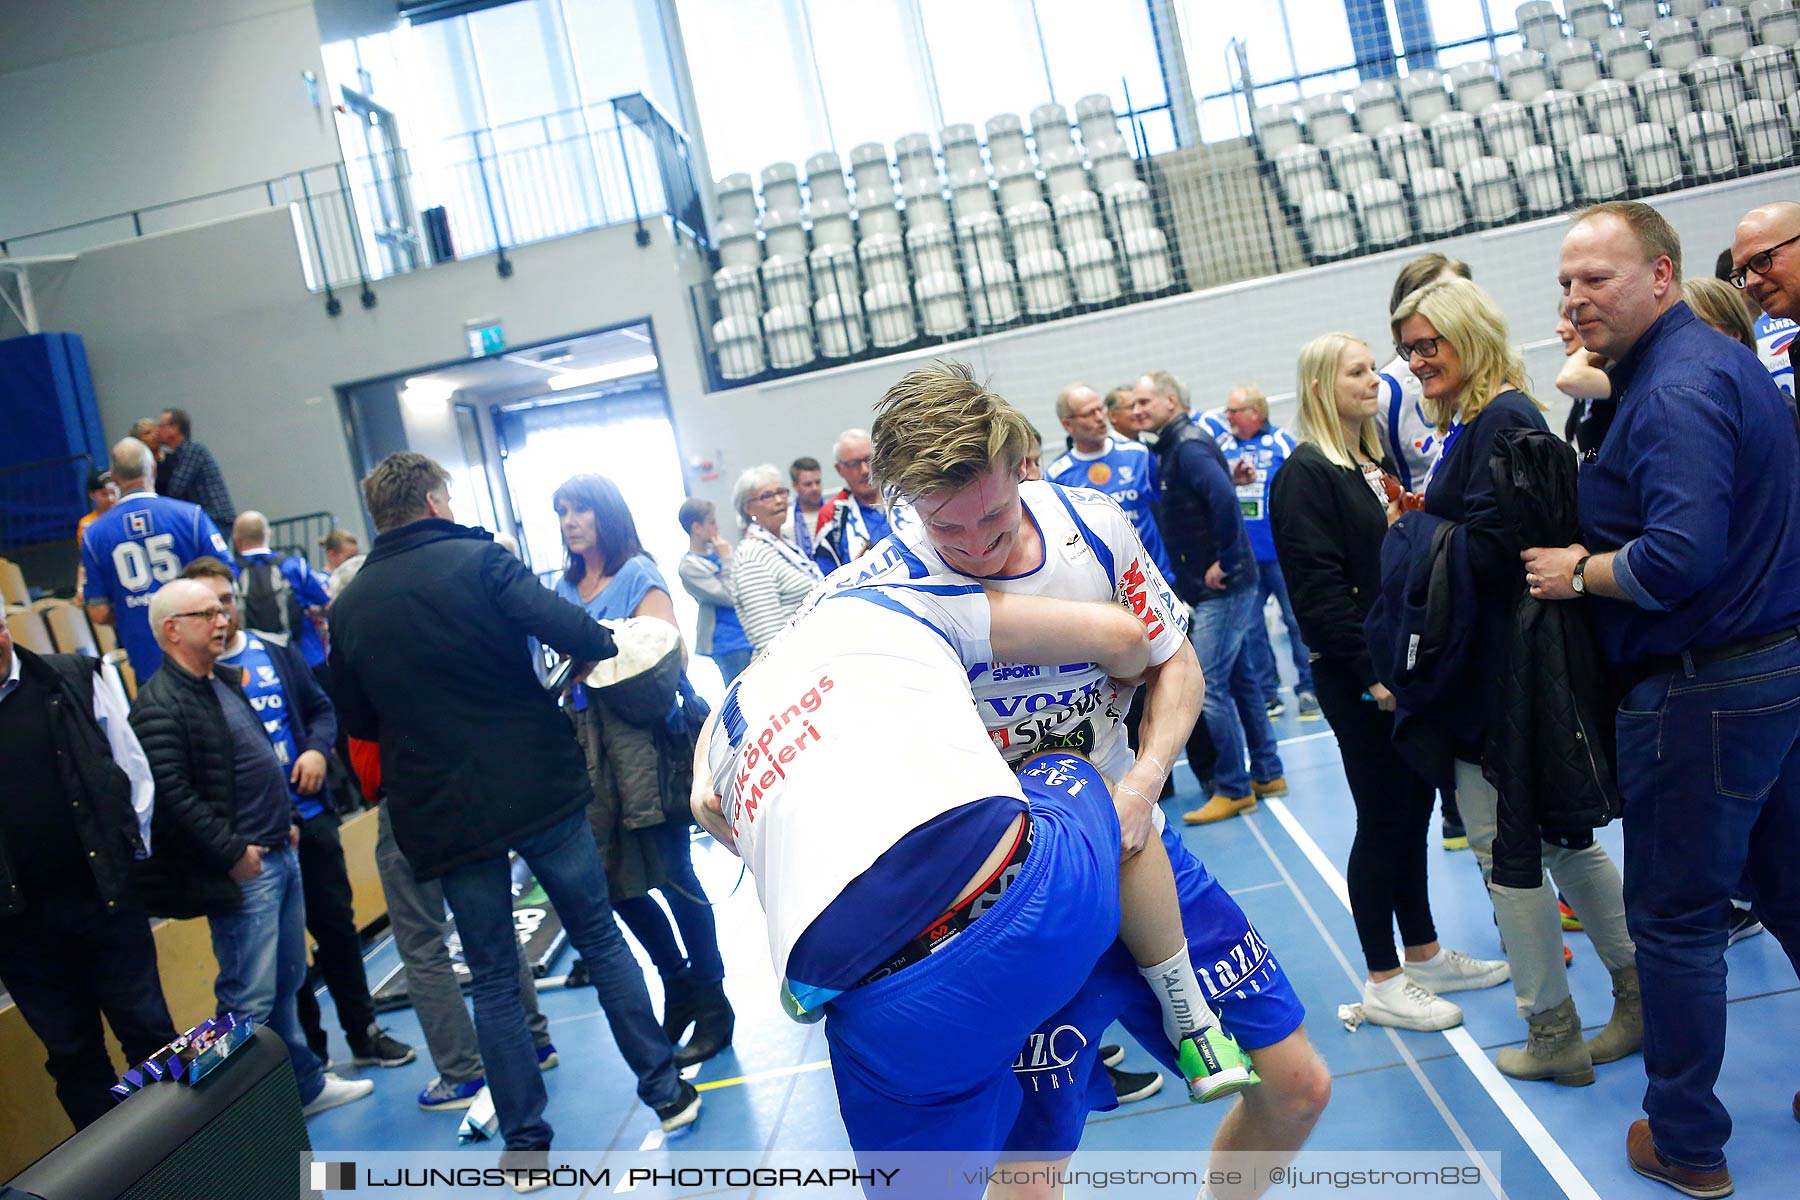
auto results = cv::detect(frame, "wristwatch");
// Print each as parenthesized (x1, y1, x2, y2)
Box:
(1572, 554, 1592, 596)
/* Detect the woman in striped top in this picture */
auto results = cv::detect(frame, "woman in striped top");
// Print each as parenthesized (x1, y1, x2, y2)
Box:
(726, 463, 823, 653)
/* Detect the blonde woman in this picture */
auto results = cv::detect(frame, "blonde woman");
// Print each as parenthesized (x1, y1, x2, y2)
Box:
(1682, 276, 1757, 348)
(1391, 279, 1639, 1084)
(1270, 334, 1507, 1031)
(727, 464, 822, 653)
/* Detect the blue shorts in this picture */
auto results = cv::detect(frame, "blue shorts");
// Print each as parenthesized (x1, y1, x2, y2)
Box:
(1005, 819, 1308, 1157)
(823, 755, 1120, 1176)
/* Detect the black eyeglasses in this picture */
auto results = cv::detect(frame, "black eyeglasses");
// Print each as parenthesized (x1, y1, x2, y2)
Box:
(1729, 232, 1800, 289)
(836, 455, 873, 471)
(169, 607, 228, 623)
(1394, 336, 1444, 361)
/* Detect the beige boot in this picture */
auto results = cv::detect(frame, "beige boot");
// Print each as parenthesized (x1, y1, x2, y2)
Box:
(1585, 966, 1643, 1064)
(1495, 996, 1595, 1086)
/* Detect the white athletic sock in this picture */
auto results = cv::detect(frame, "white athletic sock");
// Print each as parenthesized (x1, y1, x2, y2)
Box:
(1408, 949, 1445, 969)
(1367, 973, 1407, 996)
(1139, 947, 1218, 1046)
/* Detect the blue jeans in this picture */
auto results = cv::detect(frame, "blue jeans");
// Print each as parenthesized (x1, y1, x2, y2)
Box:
(615, 822, 727, 987)
(207, 845, 326, 1103)
(1616, 635, 1800, 1170)
(438, 810, 681, 1149)
(1244, 559, 1314, 700)
(1189, 583, 1284, 797)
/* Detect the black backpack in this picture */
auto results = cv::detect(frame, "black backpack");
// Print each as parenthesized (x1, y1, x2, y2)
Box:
(239, 556, 304, 644)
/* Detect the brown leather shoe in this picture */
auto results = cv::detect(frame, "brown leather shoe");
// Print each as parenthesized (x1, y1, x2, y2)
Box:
(1182, 794, 1257, 825)
(1627, 1119, 1733, 1198)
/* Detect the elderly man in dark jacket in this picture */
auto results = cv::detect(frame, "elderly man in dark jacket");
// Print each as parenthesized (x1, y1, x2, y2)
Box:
(0, 606, 175, 1129)
(327, 453, 697, 1159)
(1132, 370, 1286, 823)
(130, 578, 371, 1119)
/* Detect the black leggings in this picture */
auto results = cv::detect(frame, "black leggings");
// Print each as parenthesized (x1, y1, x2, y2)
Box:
(1313, 659, 1438, 973)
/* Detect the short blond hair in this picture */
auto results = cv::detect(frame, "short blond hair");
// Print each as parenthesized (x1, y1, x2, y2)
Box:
(1294, 334, 1386, 470)
(872, 362, 1036, 501)
(1681, 277, 1755, 348)
(1391, 278, 1539, 431)
(1229, 384, 1269, 421)
(1574, 200, 1682, 283)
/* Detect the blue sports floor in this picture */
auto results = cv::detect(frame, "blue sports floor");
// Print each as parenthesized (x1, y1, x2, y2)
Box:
(306, 685, 1799, 1198)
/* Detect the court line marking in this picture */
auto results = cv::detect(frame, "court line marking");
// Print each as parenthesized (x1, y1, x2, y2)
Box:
(1238, 810, 1507, 1200)
(695, 1058, 834, 1092)
(1260, 797, 1602, 1200)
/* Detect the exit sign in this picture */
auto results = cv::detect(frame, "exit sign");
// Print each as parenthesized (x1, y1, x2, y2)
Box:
(466, 318, 504, 357)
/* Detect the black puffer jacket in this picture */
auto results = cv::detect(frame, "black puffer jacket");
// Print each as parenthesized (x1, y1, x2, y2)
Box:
(129, 658, 259, 918)
(1485, 428, 1623, 890)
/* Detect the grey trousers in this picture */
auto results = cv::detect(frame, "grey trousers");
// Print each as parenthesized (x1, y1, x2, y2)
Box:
(1454, 760, 1637, 1019)
(376, 803, 550, 1086)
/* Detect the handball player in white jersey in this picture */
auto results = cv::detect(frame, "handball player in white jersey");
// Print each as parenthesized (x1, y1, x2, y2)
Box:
(848, 362, 1329, 1197)
(693, 581, 1252, 1196)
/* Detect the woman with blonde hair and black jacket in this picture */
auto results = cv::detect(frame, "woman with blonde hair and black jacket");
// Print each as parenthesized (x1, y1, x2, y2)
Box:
(1391, 278, 1638, 1084)
(1271, 332, 1507, 1032)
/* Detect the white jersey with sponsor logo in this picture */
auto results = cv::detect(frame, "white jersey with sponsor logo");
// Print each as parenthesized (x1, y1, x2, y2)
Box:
(828, 481, 1189, 783)
(1756, 312, 1795, 397)
(1375, 356, 1445, 493)
(705, 582, 1023, 983)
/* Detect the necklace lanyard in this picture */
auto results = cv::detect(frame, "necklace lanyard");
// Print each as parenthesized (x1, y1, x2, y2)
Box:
(751, 524, 823, 579)
(1421, 420, 1465, 494)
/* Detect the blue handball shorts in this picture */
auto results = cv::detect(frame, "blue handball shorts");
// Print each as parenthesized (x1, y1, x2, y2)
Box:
(1004, 818, 1308, 1158)
(823, 754, 1121, 1168)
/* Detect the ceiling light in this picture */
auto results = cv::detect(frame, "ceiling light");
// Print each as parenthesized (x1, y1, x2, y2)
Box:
(546, 354, 659, 391)
(401, 376, 457, 409)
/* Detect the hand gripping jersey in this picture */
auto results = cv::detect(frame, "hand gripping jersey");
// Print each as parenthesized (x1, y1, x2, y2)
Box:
(827, 481, 1189, 783)
(1215, 424, 1296, 563)
(1044, 436, 1173, 577)
(705, 583, 1023, 985)
(1375, 356, 1444, 493)
(1755, 312, 1796, 397)
(80, 492, 232, 676)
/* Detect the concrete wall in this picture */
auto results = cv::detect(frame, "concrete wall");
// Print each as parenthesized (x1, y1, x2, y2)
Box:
(0, 0, 340, 241)
(20, 166, 1795, 539)
(24, 210, 712, 540)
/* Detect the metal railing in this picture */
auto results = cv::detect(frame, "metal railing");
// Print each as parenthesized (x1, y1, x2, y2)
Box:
(268, 511, 338, 572)
(0, 93, 706, 315)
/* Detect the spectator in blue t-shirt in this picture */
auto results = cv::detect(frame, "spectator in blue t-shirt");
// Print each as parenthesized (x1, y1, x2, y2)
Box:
(1216, 385, 1319, 720)
(675, 497, 754, 686)
(1045, 382, 1173, 578)
(231, 512, 331, 670)
(81, 438, 233, 679)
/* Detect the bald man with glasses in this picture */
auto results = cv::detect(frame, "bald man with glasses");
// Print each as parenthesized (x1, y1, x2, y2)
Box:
(130, 579, 372, 1118)
(1732, 201, 1800, 399)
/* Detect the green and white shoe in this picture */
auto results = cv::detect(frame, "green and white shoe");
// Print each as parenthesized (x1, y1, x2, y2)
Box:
(1178, 1027, 1260, 1103)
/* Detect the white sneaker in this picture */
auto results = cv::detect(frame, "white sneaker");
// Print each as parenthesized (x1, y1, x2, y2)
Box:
(302, 1072, 375, 1117)
(1362, 977, 1463, 1032)
(1403, 948, 1511, 994)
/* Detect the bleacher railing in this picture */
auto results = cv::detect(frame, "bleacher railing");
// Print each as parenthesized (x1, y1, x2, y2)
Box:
(0, 93, 706, 315)
(268, 511, 337, 573)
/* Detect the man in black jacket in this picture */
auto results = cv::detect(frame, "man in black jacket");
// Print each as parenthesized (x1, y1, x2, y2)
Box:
(131, 578, 372, 1118)
(327, 453, 697, 1159)
(0, 607, 175, 1129)
(1131, 371, 1287, 825)
(182, 557, 415, 1073)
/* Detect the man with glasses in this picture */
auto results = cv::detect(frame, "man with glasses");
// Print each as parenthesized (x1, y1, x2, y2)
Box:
(814, 428, 912, 572)
(129, 578, 373, 1118)
(1731, 201, 1800, 398)
(1524, 201, 1800, 1197)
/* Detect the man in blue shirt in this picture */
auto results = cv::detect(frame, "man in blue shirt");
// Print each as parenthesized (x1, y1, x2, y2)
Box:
(1526, 201, 1800, 1198)
(81, 438, 233, 679)
(1132, 371, 1285, 825)
(1216, 385, 1319, 721)
(1045, 382, 1173, 578)
(154, 407, 236, 534)
(183, 558, 415, 1075)
(231, 512, 331, 672)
